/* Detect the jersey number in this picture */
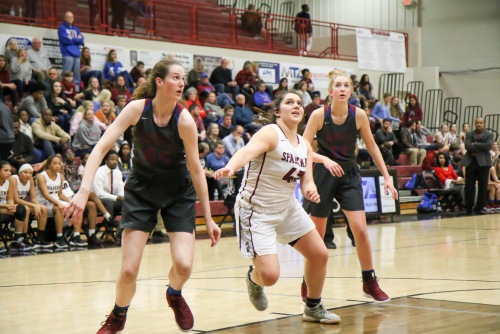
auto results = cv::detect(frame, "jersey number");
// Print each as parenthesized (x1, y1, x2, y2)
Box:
(282, 168, 305, 183)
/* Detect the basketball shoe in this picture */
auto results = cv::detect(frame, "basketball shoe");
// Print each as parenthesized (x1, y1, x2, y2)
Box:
(246, 266, 268, 311)
(363, 276, 390, 303)
(96, 312, 126, 334)
(166, 290, 194, 332)
(303, 303, 341, 324)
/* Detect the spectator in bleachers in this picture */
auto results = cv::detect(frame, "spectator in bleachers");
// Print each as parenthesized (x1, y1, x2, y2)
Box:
(491, 141, 499, 162)
(130, 61, 145, 84)
(189, 104, 206, 142)
(294, 4, 312, 54)
(103, 49, 134, 90)
(389, 96, 403, 133)
(0, 102, 14, 160)
(47, 81, 73, 132)
(32, 108, 71, 157)
(4, 39, 20, 62)
(219, 113, 235, 139)
(222, 125, 245, 158)
(241, 4, 264, 39)
(371, 93, 400, 128)
(63, 149, 80, 186)
(44, 67, 60, 92)
(187, 60, 205, 88)
(0, 55, 19, 108)
(358, 82, 376, 104)
(435, 123, 450, 152)
(205, 141, 229, 200)
(185, 87, 206, 119)
(295, 81, 312, 108)
(117, 141, 132, 181)
(448, 143, 463, 174)
(253, 81, 273, 110)
(460, 118, 494, 215)
(27, 37, 51, 85)
(58, 11, 84, 91)
(234, 94, 255, 128)
(114, 96, 127, 116)
(421, 142, 444, 171)
(273, 78, 288, 98)
(197, 73, 234, 107)
(401, 94, 422, 128)
(209, 58, 240, 98)
(72, 108, 101, 158)
(235, 61, 257, 93)
(18, 109, 33, 141)
(458, 123, 470, 145)
(25, 0, 38, 23)
(70, 101, 106, 137)
(485, 159, 500, 211)
(375, 119, 400, 166)
(76, 76, 101, 102)
(304, 92, 321, 123)
(78, 152, 89, 180)
(204, 92, 224, 125)
(19, 82, 47, 119)
(414, 120, 435, 150)
(80, 47, 103, 89)
(448, 123, 459, 145)
(359, 74, 374, 96)
(10, 48, 35, 98)
(8, 116, 35, 170)
(434, 152, 465, 190)
(60, 71, 77, 107)
(299, 68, 315, 96)
(95, 100, 116, 128)
(110, 75, 132, 104)
(110, 0, 127, 31)
(204, 123, 221, 152)
(400, 120, 426, 166)
(348, 84, 361, 108)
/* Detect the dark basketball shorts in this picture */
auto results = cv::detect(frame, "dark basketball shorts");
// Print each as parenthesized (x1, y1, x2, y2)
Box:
(303, 163, 365, 217)
(121, 173, 197, 233)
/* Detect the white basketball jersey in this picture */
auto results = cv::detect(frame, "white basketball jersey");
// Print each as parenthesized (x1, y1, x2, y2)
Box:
(238, 124, 308, 212)
(37, 171, 62, 203)
(13, 175, 30, 200)
(0, 179, 9, 204)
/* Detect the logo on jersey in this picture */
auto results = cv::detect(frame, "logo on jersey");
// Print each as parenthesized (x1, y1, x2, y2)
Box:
(281, 152, 307, 167)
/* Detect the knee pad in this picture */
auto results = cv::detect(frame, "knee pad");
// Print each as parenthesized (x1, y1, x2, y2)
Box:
(14, 205, 27, 221)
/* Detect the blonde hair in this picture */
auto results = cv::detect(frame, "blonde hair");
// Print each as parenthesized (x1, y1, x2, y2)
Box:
(327, 69, 352, 90)
(71, 100, 93, 123)
(96, 89, 112, 103)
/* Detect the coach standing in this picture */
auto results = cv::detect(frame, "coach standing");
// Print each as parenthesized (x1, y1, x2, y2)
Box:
(58, 11, 84, 90)
(460, 118, 493, 215)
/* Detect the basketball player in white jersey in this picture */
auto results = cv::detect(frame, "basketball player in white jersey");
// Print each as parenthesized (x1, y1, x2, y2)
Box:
(215, 91, 340, 324)
(11, 164, 51, 248)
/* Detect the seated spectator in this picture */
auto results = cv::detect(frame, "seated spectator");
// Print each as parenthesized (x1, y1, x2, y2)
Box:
(129, 60, 145, 84)
(486, 159, 500, 211)
(60, 71, 78, 108)
(103, 49, 134, 90)
(63, 149, 80, 186)
(0, 160, 32, 251)
(32, 108, 71, 158)
(491, 141, 499, 162)
(209, 58, 240, 98)
(72, 108, 101, 158)
(189, 104, 206, 141)
(219, 113, 235, 139)
(459, 123, 470, 156)
(389, 96, 403, 132)
(187, 60, 205, 88)
(371, 93, 400, 128)
(0, 55, 20, 108)
(0, 101, 14, 160)
(19, 82, 47, 120)
(4, 38, 20, 62)
(253, 81, 273, 110)
(197, 73, 234, 107)
(185, 87, 206, 119)
(76, 76, 101, 102)
(110, 75, 131, 104)
(241, 4, 264, 38)
(28, 37, 52, 83)
(204, 123, 221, 152)
(414, 120, 436, 150)
(117, 141, 132, 181)
(435, 123, 449, 147)
(8, 116, 36, 170)
(235, 61, 258, 93)
(80, 47, 103, 89)
(10, 49, 36, 99)
(17, 109, 33, 141)
(422, 143, 445, 171)
(11, 163, 51, 248)
(358, 82, 376, 103)
(44, 67, 61, 92)
(448, 123, 459, 146)
(401, 94, 422, 128)
(273, 78, 288, 98)
(204, 92, 225, 125)
(304, 92, 322, 123)
(434, 152, 465, 191)
(234, 94, 255, 128)
(400, 120, 426, 166)
(70, 101, 106, 137)
(374, 119, 400, 166)
(449, 143, 463, 175)
(299, 68, 316, 96)
(47, 81, 73, 132)
(222, 125, 245, 158)
(78, 152, 89, 180)
(205, 141, 230, 200)
(348, 86, 361, 108)
(95, 100, 116, 128)
(295, 81, 312, 108)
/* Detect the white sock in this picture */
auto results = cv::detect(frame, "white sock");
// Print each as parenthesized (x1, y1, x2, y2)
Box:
(88, 229, 95, 235)
(73, 232, 80, 237)
(104, 212, 111, 220)
(56, 233, 63, 237)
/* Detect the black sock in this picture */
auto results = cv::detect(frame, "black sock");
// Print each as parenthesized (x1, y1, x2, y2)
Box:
(362, 269, 375, 281)
(306, 297, 321, 308)
(14, 233, 22, 242)
(37, 230, 45, 241)
(112, 304, 129, 318)
(22, 233, 28, 241)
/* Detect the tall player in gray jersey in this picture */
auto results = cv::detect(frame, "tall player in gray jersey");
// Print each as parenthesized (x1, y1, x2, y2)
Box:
(64, 59, 221, 333)
(215, 91, 341, 324)
(303, 70, 398, 303)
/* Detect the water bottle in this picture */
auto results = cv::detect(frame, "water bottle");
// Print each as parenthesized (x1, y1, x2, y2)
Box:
(18, 6, 22, 17)
(10, 6, 15, 16)
(437, 202, 442, 213)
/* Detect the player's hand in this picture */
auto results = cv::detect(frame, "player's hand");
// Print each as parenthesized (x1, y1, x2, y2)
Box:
(304, 188, 320, 203)
(214, 167, 234, 180)
(384, 178, 398, 200)
(324, 158, 344, 177)
(63, 190, 90, 226)
(205, 217, 221, 247)
(33, 204, 42, 219)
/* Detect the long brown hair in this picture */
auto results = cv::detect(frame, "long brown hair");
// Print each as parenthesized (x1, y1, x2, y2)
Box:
(80, 47, 91, 66)
(132, 59, 182, 100)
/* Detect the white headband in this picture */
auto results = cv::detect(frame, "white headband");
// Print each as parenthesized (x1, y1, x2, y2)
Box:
(18, 164, 33, 173)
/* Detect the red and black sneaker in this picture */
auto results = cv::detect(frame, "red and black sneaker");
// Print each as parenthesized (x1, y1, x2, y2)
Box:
(166, 291, 194, 332)
(96, 312, 126, 334)
(301, 280, 307, 303)
(363, 276, 390, 303)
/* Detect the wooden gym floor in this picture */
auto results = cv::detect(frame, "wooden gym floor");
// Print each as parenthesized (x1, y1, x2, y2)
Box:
(0, 213, 499, 334)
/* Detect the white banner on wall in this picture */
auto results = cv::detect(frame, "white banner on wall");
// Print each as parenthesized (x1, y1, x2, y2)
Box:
(356, 28, 406, 73)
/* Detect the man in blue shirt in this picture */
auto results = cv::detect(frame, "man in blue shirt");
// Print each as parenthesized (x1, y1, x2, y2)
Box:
(58, 11, 84, 90)
(205, 141, 230, 200)
(222, 125, 245, 158)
